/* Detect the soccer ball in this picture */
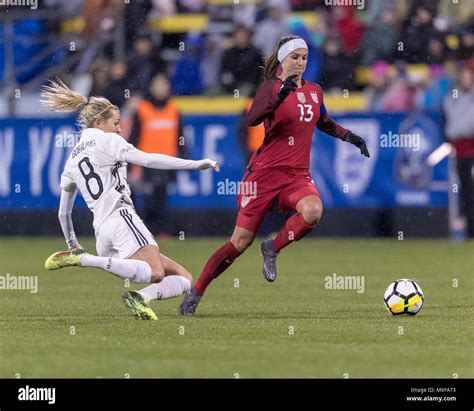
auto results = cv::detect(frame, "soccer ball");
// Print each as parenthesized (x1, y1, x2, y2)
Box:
(384, 279, 424, 316)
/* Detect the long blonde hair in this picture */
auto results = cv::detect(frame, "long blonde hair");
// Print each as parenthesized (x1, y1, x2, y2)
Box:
(40, 78, 118, 129)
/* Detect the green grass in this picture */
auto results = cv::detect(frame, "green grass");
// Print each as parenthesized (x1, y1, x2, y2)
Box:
(0, 237, 472, 378)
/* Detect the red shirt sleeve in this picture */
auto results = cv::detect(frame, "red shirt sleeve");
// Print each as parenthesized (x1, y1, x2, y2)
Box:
(247, 79, 282, 126)
(316, 87, 349, 140)
(316, 113, 349, 140)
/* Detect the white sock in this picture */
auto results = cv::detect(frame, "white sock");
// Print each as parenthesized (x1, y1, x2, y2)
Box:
(80, 254, 152, 283)
(138, 276, 191, 302)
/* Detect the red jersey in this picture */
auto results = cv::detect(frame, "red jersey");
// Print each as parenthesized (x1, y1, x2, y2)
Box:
(247, 78, 324, 172)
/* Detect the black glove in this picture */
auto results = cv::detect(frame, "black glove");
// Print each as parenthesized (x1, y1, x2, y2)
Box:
(345, 131, 370, 157)
(278, 74, 298, 101)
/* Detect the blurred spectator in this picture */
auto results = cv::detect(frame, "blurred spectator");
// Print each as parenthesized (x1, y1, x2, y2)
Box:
(405, 0, 439, 20)
(202, 34, 226, 94)
(361, 8, 398, 65)
(127, 31, 166, 95)
(253, 0, 290, 58)
(364, 0, 402, 25)
(415, 64, 454, 112)
(124, 0, 153, 49)
(382, 65, 416, 112)
(83, 0, 115, 38)
(40, 0, 83, 34)
(234, 4, 257, 27)
(365, 61, 390, 112)
(88, 57, 111, 96)
(399, 4, 440, 63)
(457, 17, 474, 61)
(426, 35, 447, 64)
(333, 6, 365, 56)
(102, 61, 130, 109)
(313, 9, 330, 44)
(219, 25, 264, 96)
(171, 32, 204, 95)
(207, 4, 233, 24)
(150, 0, 175, 17)
(129, 74, 186, 236)
(320, 35, 354, 91)
(443, 64, 474, 237)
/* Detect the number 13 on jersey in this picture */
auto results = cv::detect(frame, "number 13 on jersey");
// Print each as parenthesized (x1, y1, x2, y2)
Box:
(297, 104, 314, 122)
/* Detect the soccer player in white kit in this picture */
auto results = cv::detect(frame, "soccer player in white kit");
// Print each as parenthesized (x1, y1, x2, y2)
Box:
(41, 79, 219, 320)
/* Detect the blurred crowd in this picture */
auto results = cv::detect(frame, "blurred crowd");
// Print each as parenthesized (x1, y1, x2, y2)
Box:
(1, 0, 473, 113)
(81, 0, 474, 111)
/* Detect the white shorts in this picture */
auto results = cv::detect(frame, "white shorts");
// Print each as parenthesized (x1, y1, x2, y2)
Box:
(96, 207, 158, 259)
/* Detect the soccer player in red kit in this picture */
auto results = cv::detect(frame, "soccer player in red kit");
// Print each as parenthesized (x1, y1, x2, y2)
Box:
(179, 35, 369, 315)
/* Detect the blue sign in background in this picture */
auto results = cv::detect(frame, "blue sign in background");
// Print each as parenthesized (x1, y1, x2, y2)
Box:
(311, 112, 448, 208)
(0, 112, 448, 211)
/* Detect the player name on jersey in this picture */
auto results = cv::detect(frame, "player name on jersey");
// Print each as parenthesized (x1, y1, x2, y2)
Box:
(71, 138, 96, 158)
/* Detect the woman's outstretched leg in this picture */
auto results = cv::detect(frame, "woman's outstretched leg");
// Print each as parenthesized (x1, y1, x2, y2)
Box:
(178, 226, 256, 315)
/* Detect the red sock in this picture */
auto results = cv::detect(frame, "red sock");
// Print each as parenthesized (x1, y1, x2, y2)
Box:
(273, 213, 315, 252)
(194, 241, 242, 294)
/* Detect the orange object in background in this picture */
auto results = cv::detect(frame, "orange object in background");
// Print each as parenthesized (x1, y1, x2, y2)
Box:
(135, 99, 180, 157)
(246, 98, 265, 153)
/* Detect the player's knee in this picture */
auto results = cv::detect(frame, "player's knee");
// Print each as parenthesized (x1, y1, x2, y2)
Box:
(179, 268, 193, 283)
(231, 235, 254, 253)
(151, 269, 165, 283)
(301, 202, 323, 225)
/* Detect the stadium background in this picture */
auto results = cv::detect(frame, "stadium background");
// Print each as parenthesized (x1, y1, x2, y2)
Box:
(1, 0, 473, 239)
(0, 0, 473, 383)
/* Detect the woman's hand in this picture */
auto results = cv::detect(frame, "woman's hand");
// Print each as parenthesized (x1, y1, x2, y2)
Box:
(345, 131, 370, 157)
(278, 75, 298, 101)
(196, 159, 220, 172)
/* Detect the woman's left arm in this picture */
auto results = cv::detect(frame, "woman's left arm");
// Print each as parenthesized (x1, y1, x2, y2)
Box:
(58, 187, 84, 251)
(316, 105, 370, 157)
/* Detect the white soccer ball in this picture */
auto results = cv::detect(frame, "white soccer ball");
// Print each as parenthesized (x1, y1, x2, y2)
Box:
(384, 279, 424, 316)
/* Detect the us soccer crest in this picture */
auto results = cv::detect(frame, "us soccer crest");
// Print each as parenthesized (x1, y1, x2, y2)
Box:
(311, 91, 319, 103)
(241, 195, 251, 208)
(297, 92, 306, 103)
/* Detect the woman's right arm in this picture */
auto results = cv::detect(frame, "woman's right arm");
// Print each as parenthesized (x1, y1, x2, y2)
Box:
(247, 80, 283, 126)
(125, 147, 219, 172)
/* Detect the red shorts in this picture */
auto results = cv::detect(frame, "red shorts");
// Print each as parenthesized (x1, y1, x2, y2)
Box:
(236, 168, 320, 232)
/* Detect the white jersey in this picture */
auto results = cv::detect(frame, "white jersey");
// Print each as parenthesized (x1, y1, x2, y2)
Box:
(60, 128, 135, 233)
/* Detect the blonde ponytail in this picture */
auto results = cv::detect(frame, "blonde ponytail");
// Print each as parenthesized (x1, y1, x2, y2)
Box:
(41, 78, 118, 129)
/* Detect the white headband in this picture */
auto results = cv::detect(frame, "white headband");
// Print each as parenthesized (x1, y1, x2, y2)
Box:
(277, 38, 308, 63)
